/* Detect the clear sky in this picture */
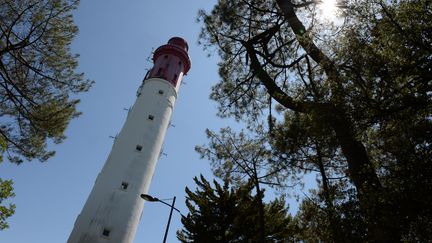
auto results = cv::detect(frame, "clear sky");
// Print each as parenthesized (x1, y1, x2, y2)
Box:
(0, 1, 307, 243)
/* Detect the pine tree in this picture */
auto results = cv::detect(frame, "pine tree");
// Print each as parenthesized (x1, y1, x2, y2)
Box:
(198, 0, 432, 241)
(0, 0, 93, 164)
(0, 179, 14, 230)
(177, 175, 295, 243)
(0, 0, 92, 229)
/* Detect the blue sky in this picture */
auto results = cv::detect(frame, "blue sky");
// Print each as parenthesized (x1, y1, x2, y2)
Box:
(0, 1, 309, 242)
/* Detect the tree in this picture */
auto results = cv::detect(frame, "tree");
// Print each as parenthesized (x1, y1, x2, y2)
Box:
(177, 175, 295, 243)
(271, 111, 350, 242)
(198, 115, 358, 242)
(0, 179, 15, 230)
(198, 0, 431, 241)
(196, 126, 289, 242)
(0, 0, 92, 164)
(0, 0, 92, 229)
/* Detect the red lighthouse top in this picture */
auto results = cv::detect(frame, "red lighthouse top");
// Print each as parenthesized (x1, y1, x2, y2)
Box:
(167, 37, 188, 53)
(146, 37, 191, 88)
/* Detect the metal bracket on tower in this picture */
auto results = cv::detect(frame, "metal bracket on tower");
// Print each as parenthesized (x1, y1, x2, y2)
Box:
(158, 148, 168, 160)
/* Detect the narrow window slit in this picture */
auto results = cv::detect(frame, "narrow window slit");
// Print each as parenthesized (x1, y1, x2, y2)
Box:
(136, 145, 142, 151)
(121, 182, 128, 190)
(148, 115, 154, 120)
(102, 228, 110, 237)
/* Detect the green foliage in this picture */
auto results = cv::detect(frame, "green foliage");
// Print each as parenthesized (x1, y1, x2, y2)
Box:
(0, 179, 15, 230)
(196, 127, 287, 187)
(337, 0, 432, 240)
(199, 0, 432, 241)
(0, 0, 91, 230)
(0, 0, 93, 164)
(177, 175, 295, 243)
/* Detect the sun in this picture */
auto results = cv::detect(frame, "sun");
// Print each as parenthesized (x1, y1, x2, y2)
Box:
(318, 0, 338, 21)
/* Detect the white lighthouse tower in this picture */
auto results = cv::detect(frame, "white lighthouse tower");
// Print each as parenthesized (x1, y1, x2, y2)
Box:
(68, 37, 191, 243)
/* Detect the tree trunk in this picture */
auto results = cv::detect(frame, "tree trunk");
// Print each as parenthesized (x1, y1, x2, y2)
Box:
(330, 110, 399, 242)
(273, 1, 399, 240)
(253, 175, 266, 242)
(315, 143, 345, 243)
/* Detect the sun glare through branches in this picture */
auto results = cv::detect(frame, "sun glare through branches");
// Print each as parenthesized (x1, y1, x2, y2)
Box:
(318, 0, 339, 21)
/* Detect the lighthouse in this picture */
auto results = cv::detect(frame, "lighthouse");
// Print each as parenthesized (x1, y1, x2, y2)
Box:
(68, 37, 191, 243)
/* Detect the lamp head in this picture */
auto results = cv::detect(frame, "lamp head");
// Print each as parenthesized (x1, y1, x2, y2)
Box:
(140, 194, 158, 202)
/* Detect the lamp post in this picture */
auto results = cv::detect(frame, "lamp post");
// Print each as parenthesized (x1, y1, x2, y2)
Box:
(140, 194, 185, 243)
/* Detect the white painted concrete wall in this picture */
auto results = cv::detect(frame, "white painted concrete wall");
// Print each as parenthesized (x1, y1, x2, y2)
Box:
(68, 78, 177, 243)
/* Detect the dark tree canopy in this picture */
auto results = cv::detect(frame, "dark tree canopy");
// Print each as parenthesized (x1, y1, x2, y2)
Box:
(196, 127, 291, 241)
(0, 0, 92, 164)
(177, 175, 295, 243)
(0, 0, 91, 230)
(198, 0, 431, 241)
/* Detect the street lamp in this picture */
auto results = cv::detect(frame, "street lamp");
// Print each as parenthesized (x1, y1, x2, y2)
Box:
(140, 193, 185, 243)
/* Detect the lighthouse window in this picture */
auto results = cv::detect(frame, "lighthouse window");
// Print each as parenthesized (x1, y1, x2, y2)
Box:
(148, 115, 154, 120)
(178, 61, 182, 66)
(136, 145, 143, 151)
(121, 182, 129, 190)
(164, 55, 168, 59)
(158, 90, 164, 95)
(102, 228, 110, 237)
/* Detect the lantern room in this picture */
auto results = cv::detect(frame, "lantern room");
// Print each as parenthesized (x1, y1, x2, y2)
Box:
(147, 37, 191, 89)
